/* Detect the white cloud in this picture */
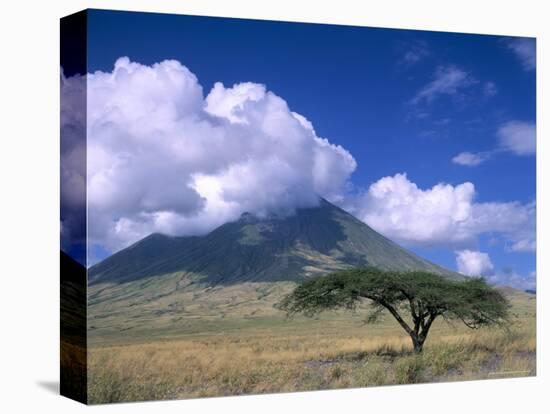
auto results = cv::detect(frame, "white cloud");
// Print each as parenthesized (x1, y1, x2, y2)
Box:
(60, 70, 86, 258)
(455, 250, 535, 290)
(72, 57, 356, 253)
(506, 38, 536, 71)
(411, 65, 477, 104)
(455, 250, 494, 276)
(452, 151, 491, 166)
(350, 173, 474, 246)
(348, 173, 535, 250)
(400, 40, 430, 66)
(452, 120, 535, 167)
(205, 81, 266, 124)
(486, 269, 536, 291)
(497, 120, 536, 155)
(510, 239, 536, 253)
(505, 200, 536, 253)
(63, 57, 535, 267)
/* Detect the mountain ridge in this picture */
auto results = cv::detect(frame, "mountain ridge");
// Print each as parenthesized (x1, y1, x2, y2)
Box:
(89, 198, 457, 285)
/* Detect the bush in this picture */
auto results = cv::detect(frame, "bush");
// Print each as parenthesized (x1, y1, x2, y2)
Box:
(428, 345, 464, 376)
(394, 355, 425, 384)
(356, 359, 387, 386)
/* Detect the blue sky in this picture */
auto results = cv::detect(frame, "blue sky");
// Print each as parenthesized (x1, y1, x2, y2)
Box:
(75, 10, 536, 288)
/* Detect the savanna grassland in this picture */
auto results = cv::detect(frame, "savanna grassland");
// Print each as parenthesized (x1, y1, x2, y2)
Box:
(87, 276, 536, 404)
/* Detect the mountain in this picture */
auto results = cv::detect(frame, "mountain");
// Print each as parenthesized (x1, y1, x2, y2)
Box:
(89, 198, 455, 285)
(61, 251, 86, 343)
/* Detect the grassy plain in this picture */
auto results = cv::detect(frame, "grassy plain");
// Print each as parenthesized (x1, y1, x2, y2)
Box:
(87, 277, 536, 404)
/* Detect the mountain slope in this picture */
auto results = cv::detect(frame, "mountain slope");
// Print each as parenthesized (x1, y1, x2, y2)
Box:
(89, 199, 455, 285)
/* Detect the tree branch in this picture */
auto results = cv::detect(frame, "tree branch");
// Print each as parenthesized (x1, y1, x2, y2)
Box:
(380, 300, 414, 337)
(420, 312, 437, 338)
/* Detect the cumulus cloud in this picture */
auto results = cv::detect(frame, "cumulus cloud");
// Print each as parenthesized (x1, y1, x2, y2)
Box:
(60, 70, 87, 263)
(455, 250, 494, 276)
(74, 57, 356, 253)
(452, 151, 491, 167)
(63, 57, 535, 269)
(350, 174, 475, 246)
(411, 65, 477, 105)
(506, 38, 536, 71)
(347, 173, 535, 250)
(497, 120, 536, 155)
(455, 250, 535, 290)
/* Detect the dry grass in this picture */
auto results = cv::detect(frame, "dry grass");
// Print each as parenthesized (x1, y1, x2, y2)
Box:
(61, 340, 87, 402)
(86, 280, 536, 404)
(87, 321, 535, 404)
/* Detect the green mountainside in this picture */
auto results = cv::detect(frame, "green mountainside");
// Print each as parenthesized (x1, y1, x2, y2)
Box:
(89, 198, 455, 285)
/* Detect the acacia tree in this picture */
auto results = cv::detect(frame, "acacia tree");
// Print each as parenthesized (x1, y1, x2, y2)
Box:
(277, 268, 510, 353)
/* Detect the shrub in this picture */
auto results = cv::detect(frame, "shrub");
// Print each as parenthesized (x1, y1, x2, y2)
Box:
(394, 355, 425, 384)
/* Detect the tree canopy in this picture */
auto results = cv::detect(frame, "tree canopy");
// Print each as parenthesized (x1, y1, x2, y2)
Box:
(277, 268, 510, 353)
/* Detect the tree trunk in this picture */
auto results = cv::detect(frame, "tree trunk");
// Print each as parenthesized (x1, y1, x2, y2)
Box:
(411, 335, 425, 353)
(410, 314, 436, 353)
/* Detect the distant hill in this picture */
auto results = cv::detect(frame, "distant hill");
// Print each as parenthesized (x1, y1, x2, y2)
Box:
(89, 198, 456, 285)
